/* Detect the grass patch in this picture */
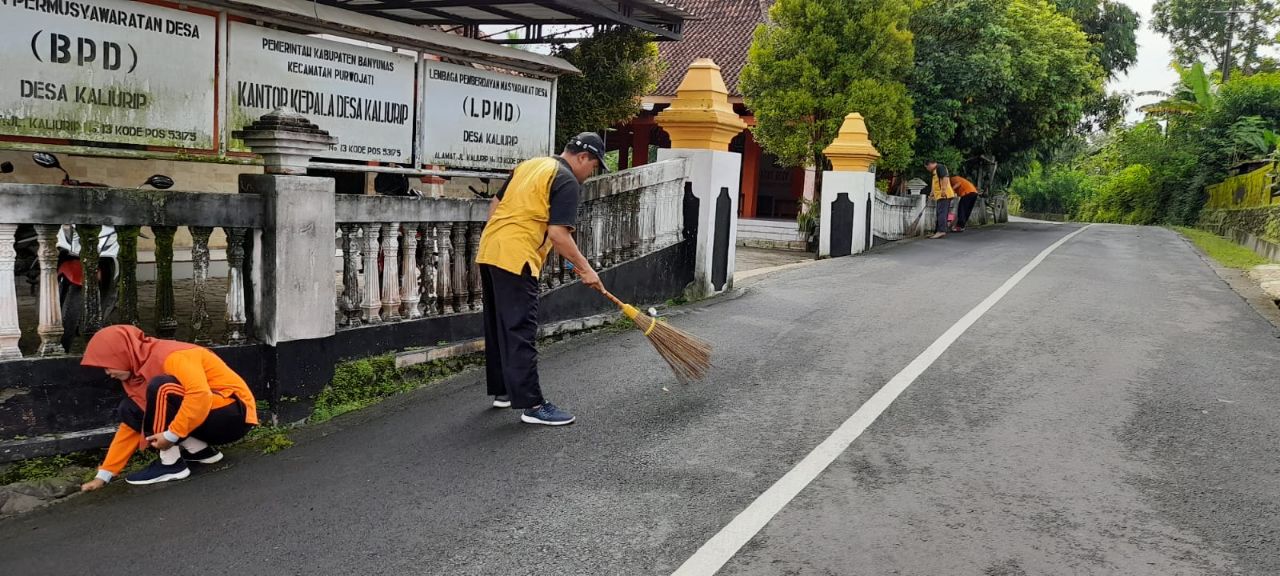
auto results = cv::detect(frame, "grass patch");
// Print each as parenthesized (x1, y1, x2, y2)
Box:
(236, 425, 296, 455)
(602, 315, 637, 333)
(0, 454, 81, 485)
(0, 449, 155, 485)
(310, 352, 484, 424)
(1173, 227, 1271, 269)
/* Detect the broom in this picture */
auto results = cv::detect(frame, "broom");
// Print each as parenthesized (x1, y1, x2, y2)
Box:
(598, 289, 712, 384)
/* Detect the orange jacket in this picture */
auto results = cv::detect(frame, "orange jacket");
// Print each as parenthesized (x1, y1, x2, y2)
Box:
(951, 176, 979, 196)
(100, 348, 258, 475)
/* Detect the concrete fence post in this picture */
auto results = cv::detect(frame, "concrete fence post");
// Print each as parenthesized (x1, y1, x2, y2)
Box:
(234, 108, 339, 421)
(656, 58, 747, 299)
(819, 113, 880, 258)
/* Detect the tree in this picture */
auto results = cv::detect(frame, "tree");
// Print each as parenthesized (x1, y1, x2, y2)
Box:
(553, 29, 663, 148)
(740, 0, 918, 175)
(910, 0, 1106, 176)
(1051, 0, 1140, 133)
(1052, 0, 1141, 77)
(1152, 0, 1280, 77)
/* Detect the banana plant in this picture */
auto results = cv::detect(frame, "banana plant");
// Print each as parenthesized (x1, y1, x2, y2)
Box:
(1138, 62, 1217, 118)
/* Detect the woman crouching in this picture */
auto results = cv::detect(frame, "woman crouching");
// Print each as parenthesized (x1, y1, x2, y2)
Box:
(79, 325, 258, 490)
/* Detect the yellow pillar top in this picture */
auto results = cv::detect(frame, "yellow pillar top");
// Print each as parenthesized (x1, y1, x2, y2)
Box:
(655, 58, 748, 151)
(823, 113, 880, 172)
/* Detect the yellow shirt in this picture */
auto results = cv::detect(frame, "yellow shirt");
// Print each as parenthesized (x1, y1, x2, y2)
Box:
(476, 157, 579, 277)
(931, 169, 956, 201)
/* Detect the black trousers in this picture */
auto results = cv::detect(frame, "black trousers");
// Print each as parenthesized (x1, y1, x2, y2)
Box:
(955, 194, 978, 228)
(481, 264, 543, 409)
(935, 197, 952, 233)
(116, 376, 253, 445)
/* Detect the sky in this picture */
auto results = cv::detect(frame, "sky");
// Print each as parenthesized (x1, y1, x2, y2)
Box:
(1109, 0, 1180, 122)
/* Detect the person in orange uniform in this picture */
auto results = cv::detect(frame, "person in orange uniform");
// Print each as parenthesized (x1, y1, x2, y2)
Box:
(79, 325, 258, 489)
(950, 175, 981, 232)
(477, 133, 608, 426)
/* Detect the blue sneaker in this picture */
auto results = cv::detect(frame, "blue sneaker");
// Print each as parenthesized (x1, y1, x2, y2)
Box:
(125, 459, 191, 485)
(492, 395, 512, 409)
(521, 402, 575, 426)
(180, 446, 224, 464)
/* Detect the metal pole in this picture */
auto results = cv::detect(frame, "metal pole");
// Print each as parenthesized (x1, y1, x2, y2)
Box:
(1223, 0, 1238, 82)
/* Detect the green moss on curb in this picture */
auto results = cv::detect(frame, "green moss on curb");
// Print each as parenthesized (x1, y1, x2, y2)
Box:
(1174, 227, 1271, 269)
(310, 353, 485, 424)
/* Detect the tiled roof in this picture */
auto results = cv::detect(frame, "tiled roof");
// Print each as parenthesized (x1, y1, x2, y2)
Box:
(655, 0, 772, 97)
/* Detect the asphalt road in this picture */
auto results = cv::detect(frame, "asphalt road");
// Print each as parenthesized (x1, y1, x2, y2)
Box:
(2, 223, 1277, 576)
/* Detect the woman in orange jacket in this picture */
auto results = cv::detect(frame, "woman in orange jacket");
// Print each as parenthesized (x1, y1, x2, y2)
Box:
(79, 325, 259, 489)
(950, 175, 981, 232)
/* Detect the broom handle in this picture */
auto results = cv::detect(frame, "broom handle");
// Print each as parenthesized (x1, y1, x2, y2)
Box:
(598, 288, 626, 309)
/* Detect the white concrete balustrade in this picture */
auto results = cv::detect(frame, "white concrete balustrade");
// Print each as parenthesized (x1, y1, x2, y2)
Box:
(333, 159, 689, 326)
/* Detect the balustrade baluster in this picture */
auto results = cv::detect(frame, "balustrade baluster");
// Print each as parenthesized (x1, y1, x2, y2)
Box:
(381, 223, 402, 322)
(34, 225, 63, 356)
(591, 199, 605, 269)
(361, 224, 382, 324)
(545, 255, 557, 289)
(0, 224, 21, 359)
(420, 224, 437, 317)
(116, 226, 141, 326)
(400, 223, 422, 319)
(626, 191, 641, 259)
(78, 225, 104, 340)
(338, 224, 362, 327)
(189, 227, 213, 344)
(467, 222, 482, 311)
(609, 195, 623, 266)
(153, 226, 178, 337)
(437, 222, 454, 314)
(450, 222, 467, 312)
(224, 228, 249, 344)
(599, 198, 612, 267)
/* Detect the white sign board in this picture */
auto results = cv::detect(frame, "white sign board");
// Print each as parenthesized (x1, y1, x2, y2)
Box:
(421, 60, 553, 171)
(229, 23, 416, 164)
(0, 0, 217, 149)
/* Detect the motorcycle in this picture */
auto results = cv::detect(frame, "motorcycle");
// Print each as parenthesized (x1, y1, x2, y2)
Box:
(27, 152, 173, 350)
(0, 163, 44, 297)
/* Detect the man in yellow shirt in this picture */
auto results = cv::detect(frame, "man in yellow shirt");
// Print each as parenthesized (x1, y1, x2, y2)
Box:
(925, 160, 956, 239)
(476, 133, 607, 426)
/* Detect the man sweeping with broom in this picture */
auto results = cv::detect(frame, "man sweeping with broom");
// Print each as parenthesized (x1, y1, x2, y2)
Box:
(477, 133, 609, 426)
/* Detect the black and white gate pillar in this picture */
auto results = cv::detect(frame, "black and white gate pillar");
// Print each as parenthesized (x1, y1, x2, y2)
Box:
(655, 59, 748, 298)
(819, 113, 881, 258)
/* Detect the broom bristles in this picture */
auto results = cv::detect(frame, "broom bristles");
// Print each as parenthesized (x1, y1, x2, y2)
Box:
(630, 312, 712, 384)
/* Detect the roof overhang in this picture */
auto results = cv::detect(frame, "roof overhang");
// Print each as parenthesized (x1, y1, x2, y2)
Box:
(311, 0, 692, 43)
(197, 0, 580, 77)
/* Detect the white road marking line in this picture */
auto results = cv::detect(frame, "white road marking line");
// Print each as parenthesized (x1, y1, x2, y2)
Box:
(671, 225, 1093, 576)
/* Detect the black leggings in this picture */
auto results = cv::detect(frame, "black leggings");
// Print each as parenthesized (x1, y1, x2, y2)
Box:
(115, 376, 253, 445)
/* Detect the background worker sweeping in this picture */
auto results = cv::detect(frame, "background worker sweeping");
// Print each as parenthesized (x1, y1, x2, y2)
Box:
(477, 133, 608, 426)
(79, 325, 258, 489)
(950, 174, 980, 232)
(925, 160, 957, 239)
